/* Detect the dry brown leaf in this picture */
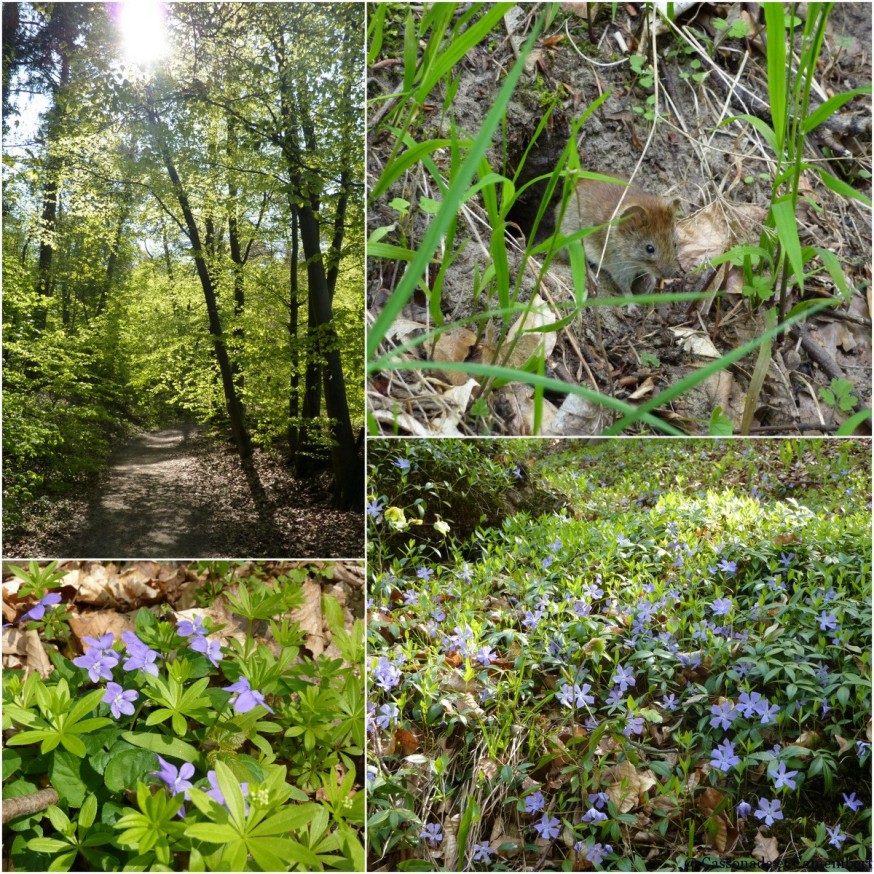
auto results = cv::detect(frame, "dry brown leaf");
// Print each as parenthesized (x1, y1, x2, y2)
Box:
(432, 328, 477, 386)
(548, 392, 603, 436)
(483, 294, 557, 369)
(68, 610, 135, 646)
(290, 578, 325, 658)
(24, 629, 53, 678)
(670, 327, 721, 359)
(606, 759, 656, 813)
(752, 830, 779, 863)
(628, 376, 656, 400)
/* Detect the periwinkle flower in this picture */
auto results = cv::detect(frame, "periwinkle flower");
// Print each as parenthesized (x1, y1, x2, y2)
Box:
(709, 701, 737, 731)
(710, 739, 740, 772)
(176, 616, 207, 638)
(756, 699, 781, 725)
(718, 559, 737, 574)
(393, 458, 411, 471)
(366, 499, 384, 519)
(420, 822, 442, 846)
(842, 792, 863, 812)
(152, 754, 194, 798)
(19, 592, 62, 623)
(818, 611, 838, 632)
(73, 647, 119, 683)
(532, 814, 560, 840)
(581, 807, 608, 823)
(612, 664, 635, 692)
(588, 792, 609, 810)
(524, 790, 545, 814)
(736, 691, 763, 718)
(768, 761, 798, 790)
(736, 800, 751, 819)
(825, 824, 847, 848)
(472, 841, 494, 862)
(103, 682, 138, 718)
(121, 632, 160, 677)
(375, 703, 399, 730)
(372, 657, 402, 691)
(754, 797, 783, 826)
(190, 635, 222, 667)
(222, 676, 274, 714)
(711, 597, 733, 616)
(663, 693, 678, 711)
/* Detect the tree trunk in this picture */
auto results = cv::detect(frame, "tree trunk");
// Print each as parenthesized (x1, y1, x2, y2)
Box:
(145, 97, 252, 462)
(287, 209, 301, 460)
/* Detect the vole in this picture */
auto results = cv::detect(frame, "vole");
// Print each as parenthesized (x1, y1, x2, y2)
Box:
(557, 175, 681, 296)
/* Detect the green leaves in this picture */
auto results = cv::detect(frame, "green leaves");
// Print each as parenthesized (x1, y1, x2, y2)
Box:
(183, 762, 325, 870)
(143, 675, 212, 735)
(6, 683, 112, 758)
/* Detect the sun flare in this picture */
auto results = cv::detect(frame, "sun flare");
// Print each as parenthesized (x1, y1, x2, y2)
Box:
(118, 1, 168, 67)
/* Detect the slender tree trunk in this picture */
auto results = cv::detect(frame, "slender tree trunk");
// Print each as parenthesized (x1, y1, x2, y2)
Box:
(145, 98, 252, 462)
(287, 210, 301, 460)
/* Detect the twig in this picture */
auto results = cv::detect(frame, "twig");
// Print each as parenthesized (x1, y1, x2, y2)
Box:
(2, 788, 59, 823)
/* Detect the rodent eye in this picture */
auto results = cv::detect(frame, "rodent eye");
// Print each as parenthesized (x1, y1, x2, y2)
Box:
(645, 244, 656, 255)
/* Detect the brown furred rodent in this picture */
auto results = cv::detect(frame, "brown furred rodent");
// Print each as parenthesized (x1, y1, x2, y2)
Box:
(557, 175, 681, 296)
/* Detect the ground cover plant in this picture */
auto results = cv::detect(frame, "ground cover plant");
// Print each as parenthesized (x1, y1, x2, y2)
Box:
(2, 561, 365, 872)
(367, 3, 871, 437)
(366, 438, 871, 870)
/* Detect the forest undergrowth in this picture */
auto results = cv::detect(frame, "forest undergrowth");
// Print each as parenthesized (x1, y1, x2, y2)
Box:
(366, 438, 871, 872)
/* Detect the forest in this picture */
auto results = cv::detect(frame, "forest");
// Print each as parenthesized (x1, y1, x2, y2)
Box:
(2, 2, 365, 555)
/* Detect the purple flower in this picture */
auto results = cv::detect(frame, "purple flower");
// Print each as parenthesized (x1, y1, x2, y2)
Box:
(736, 800, 751, 819)
(709, 701, 737, 731)
(475, 645, 496, 666)
(152, 755, 194, 798)
(524, 790, 545, 814)
(857, 741, 870, 759)
(523, 609, 544, 630)
(581, 807, 608, 823)
(471, 841, 494, 862)
(541, 556, 554, 570)
(222, 676, 274, 714)
(19, 592, 62, 623)
(577, 841, 612, 865)
(420, 822, 442, 846)
(205, 770, 249, 813)
(375, 703, 399, 730)
(176, 616, 207, 638)
(612, 664, 635, 692)
(842, 792, 863, 812)
(736, 691, 763, 718)
(394, 458, 411, 471)
(416, 567, 434, 580)
(512, 465, 523, 479)
(757, 700, 781, 725)
(754, 797, 783, 826)
(818, 611, 838, 631)
(768, 761, 798, 790)
(778, 552, 794, 568)
(189, 636, 222, 667)
(82, 633, 115, 652)
(624, 713, 644, 737)
(366, 499, 384, 519)
(103, 682, 138, 718)
(533, 814, 560, 840)
(718, 559, 737, 574)
(558, 682, 595, 710)
(121, 631, 160, 677)
(711, 597, 733, 616)
(826, 824, 847, 849)
(605, 686, 624, 707)
(372, 657, 402, 691)
(73, 648, 119, 683)
(588, 792, 609, 810)
(662, 693, 678, 711)
(710, 739, 740, 772)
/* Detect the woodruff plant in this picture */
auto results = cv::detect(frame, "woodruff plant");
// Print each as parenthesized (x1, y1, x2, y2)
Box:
(2, 572, 365, 872)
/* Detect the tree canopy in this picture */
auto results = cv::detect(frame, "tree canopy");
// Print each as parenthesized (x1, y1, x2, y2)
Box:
(3, 1, 365, 539)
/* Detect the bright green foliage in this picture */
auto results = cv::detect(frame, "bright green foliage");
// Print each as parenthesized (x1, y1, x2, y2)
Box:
(3, 565, 364, 872)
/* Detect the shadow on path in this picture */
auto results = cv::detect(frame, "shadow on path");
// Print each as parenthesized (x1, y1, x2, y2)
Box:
(67, 425, 217, 557)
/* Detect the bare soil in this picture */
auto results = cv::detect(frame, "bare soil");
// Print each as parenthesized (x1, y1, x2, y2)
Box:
(3, 426, 364, 559)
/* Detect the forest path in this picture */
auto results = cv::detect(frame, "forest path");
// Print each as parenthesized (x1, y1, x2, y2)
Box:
(69, 425, 218, 558)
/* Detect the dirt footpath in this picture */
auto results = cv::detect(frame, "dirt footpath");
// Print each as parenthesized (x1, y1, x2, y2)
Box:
(66, 426, 219, 558)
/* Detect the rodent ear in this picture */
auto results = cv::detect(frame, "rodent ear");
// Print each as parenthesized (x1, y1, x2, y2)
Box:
(620, 204, 647, 227)
(670, 198, 681, 214)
